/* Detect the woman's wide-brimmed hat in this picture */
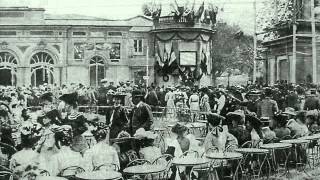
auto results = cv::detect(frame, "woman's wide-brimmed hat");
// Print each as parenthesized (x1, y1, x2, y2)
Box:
(113, 92, 127, 99)
(207, 113, 225, 127)
(282, 107, 296, 116)
(132, 90, 144, 97)
(134, 128, 158, 139)
(59, 92, 78, 105)
(40, 92, 53, 103)
(227, 110, 245, 124)
(171, 123, 188, 134)
(274, 113, 289, 125)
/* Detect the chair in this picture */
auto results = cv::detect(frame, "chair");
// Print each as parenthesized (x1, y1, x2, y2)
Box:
(59, 166, 85, 179)
(204, 147, 219, 156)
(264, 138, 279, 144)
(152, 154, 173, 166)
(0, 171, 13, 180)
(150, 154, 173, 180)
(292, 134, 301, 139)
(281, 135, 292, 140)
(0, 165, 11, 172)
(0, 142, 17, 157)
(39, 169, 50, 176)
(225, 144, 238, 152)
(93, 163, 120, 171)
(179, 150, 199, 158)
(241, 141, 253, 148)
(126, 159, 151, 168)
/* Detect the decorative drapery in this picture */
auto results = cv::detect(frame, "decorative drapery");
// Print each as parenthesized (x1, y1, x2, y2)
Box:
(155, 31, 212, 42)
(154, 39, 209, 83)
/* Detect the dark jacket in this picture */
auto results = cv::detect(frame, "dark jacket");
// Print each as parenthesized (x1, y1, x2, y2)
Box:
(304, 95, 320, 110)
(286, 92, 299, 110)
(229, 126, 251, 146)
(145, 90, 159, 107)
(106, 106, 129, 139)
(129, 102, 153, 136)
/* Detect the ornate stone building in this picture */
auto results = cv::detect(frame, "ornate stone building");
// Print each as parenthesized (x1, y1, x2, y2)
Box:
(0, 7, 154, 87)
(262, 0, 320, 85)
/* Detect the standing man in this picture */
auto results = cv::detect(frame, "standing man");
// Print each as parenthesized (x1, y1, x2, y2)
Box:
(128, 90, 153, 136)
(106, 93, 129, 139)
(216, 89, 226, 115)
(257, 87, 279, 129)
(145, 86, 159, 111)
(304, 89, 320, 110)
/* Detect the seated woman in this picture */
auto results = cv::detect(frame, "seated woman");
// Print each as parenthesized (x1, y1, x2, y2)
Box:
(245, 114, 263, 148)
(227, 110, 250, 147)
(287, 111, 309, 138)
(10, 123, 40, 179)
(273, 114, 291, 139)
(205, 113, 238, 152)
(83, 123, 120, 171)
(165, 123, 201, 180)
(204, 113, 238, 180)
(50, 125, 85, 176)
(36, 110, 60, 172)
(136, 129, 162, 163)
(261, 126, 277, 144)
(165, 123, 201, 157)
(306, 110, 320, 134)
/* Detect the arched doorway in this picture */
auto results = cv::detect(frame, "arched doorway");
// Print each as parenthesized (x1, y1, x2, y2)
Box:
(0, 52, 17, 86)
(30, 52, 54, 87)
(89, 56, 105, 87)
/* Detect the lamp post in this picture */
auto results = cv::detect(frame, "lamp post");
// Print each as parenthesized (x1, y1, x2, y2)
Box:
(226, 68, 232, 87)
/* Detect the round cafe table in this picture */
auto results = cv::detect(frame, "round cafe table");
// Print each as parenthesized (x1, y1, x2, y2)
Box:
(280, 139, 310, 172)
(36, 177, 67, 180)
(299, 134, 320, 167)
(235, 148, 271, 179)
(206, 152, 243, 180)
(172, 157, 210, 180)
(75, 171, 122, 180)
(260, 143, 292, 176)
(123, 164, 166, 175)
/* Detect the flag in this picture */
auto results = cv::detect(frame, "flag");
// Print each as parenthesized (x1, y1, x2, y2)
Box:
(155, 53, 164, 67)
(200, 50, 208, 75)
(195, 2, 204, 18)
(168, 45, 176, 66)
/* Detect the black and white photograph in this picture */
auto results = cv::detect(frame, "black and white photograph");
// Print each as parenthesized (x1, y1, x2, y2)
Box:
(0, 0, 320, 179)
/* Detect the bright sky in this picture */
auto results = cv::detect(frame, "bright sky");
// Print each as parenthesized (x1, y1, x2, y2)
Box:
(0, 0, 266, 34)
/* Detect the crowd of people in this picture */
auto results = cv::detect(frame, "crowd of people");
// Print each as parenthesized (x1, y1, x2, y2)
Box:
(0, 79, 319, 179)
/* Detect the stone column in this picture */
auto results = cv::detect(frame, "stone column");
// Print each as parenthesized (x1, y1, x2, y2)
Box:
(269, 58, 275, 85)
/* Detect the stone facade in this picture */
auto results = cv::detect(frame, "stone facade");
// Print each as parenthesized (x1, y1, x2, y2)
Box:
(0, 7, 154, 87)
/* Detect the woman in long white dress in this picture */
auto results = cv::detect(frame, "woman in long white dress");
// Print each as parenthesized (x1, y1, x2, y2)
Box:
(10, 122, 40, 179)
(200, 88, 211, 113)
(83, 124, 120, 171)
(165, 123, 203, 180)
(165, 87, 176, 120)
(36, 110, 60, 173)
(50, 125, 85, 176)
(189, 90, 200, 122)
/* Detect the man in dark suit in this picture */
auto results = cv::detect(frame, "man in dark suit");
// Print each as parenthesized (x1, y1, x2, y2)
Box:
(145, 86, 159, 111)
(106, 94, 129, 139)
(304, 89, 320, 110)
(129, 90, 153, 136)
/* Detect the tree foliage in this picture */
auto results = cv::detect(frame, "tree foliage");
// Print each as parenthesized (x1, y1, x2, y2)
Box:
(257, 0, 294, 41)
(211, 22, 254, 80)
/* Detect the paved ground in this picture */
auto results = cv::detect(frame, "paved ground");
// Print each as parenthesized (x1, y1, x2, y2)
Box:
(258, 167, 320, 180)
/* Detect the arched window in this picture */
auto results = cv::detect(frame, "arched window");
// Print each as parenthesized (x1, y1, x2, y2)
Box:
(30, 52, 54, 87)
(89, 56, 105, 87)
(0, 52, 18, 86)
